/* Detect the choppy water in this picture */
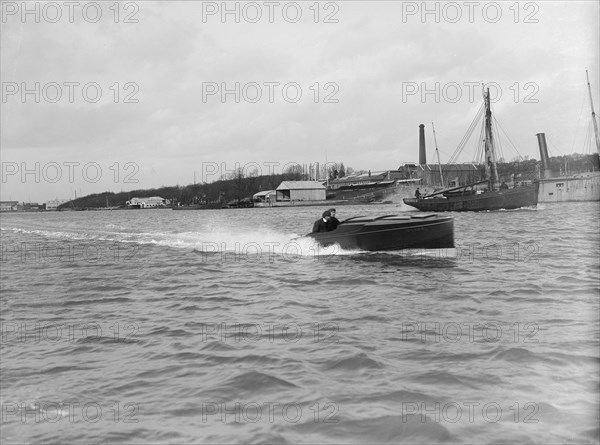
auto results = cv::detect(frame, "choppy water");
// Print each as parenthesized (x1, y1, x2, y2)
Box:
(1, 202, 598, 444)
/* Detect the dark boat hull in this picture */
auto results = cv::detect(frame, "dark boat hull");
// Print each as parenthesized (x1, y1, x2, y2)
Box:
(403, 184, 538, 212)
(327, 182, 398, 203)
(172, 203, 222, 210)
(307, 214, 454, 251)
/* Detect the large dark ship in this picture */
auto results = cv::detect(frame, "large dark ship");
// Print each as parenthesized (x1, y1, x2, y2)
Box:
(404, 89, 539, 211)
(403, 181, 538, 212)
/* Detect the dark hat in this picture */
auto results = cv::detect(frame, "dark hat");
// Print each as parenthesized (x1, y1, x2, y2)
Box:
(322, 211, 331, 218)
(328, 208, 336, 212)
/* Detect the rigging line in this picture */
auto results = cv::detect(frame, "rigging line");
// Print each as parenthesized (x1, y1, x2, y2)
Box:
(474, 120, 486, 164)
(448, 103, 484, 163)
(569, 78, 591, 153)
(494, 129, 506, 163)
(492, 118, 510, 163)
(547, 134, 564, 157)
(545, 135, 555, 157)
(427, 130, 436, 164)
(431, 126, 445, 159)
(493, 117, 522, 160)
(584, 122, 593, 154)
(448, 103, 485, 163)
(490, 114, 503, 162)
(581, 118, 597, 155)
(462, 105, 486, 159)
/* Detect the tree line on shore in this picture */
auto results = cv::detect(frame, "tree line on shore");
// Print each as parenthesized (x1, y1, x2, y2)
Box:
(58, 163, 358, 210)
(57, 154, 599, 210)
(57, 170, 305, 210)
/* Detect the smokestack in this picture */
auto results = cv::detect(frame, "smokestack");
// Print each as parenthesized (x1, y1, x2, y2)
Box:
(419, 124, 426, 165)
(536, 133, 551, 179)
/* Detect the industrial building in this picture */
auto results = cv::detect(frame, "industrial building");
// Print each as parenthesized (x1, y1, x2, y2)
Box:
(397, 163, 481, 188)
(252, 190, 277, 206)
(275, 181, 326, 202)
(126, 197, 168, 208)
(0, 201, 19, 212)
(405, 123, 483, 187)
(46, 199, 69, 210)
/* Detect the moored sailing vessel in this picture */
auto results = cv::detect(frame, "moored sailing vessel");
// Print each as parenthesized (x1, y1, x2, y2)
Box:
(404, 89, 539, 211)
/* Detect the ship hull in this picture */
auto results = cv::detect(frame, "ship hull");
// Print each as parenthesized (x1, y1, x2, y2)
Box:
(307, 214, 454, 251)
(327, 182, 399, 203)
(538, 173, 600, 202)
(172, 203, 223, 210)
(403, 184, 538, 211)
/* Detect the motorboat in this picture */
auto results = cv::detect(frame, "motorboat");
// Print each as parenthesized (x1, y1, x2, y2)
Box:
(306, 214, 454, 251)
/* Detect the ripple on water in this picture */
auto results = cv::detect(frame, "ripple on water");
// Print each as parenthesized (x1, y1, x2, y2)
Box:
(1, 202, 598, 444)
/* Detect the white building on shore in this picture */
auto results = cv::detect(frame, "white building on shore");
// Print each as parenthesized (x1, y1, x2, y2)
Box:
(275, 181, 326, 202)
(126, 197, 168, 208)
(45, 199, 70, 210)
(0, 201, 19, 212)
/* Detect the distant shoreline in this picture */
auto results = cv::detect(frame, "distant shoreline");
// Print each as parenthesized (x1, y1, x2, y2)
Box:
(1, 199, 399, 213)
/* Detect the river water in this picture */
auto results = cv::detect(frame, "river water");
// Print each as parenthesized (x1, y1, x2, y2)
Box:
(1, 202, 598, 444)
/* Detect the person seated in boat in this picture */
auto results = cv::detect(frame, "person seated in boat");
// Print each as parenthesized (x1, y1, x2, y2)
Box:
(415, 188, 422, 199)
(312, 211, 331, 233)
(327, 208, 340, 231)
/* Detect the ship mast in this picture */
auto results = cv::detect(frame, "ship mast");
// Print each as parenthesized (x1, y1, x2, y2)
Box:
(483, 88, 499, 191)
(431, 122, 444, 188)
(586, 69, 600, 154)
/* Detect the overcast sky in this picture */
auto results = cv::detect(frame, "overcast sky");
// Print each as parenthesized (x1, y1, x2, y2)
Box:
(1, 0, 599, 202)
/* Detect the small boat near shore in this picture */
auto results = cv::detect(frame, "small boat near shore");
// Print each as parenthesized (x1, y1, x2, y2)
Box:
(306, 214, 454, 251)
(172, 203, 222, 210)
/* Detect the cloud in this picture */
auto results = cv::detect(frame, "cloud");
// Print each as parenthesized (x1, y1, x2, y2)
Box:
(1, 0, 599, 202)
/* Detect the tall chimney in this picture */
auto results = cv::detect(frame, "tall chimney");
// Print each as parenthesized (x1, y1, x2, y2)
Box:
(536, 133, 551, 179)
(419, 124, 426, 165)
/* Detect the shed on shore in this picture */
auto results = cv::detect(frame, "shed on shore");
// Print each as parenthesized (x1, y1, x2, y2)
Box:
(275, 181, 326, 202)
